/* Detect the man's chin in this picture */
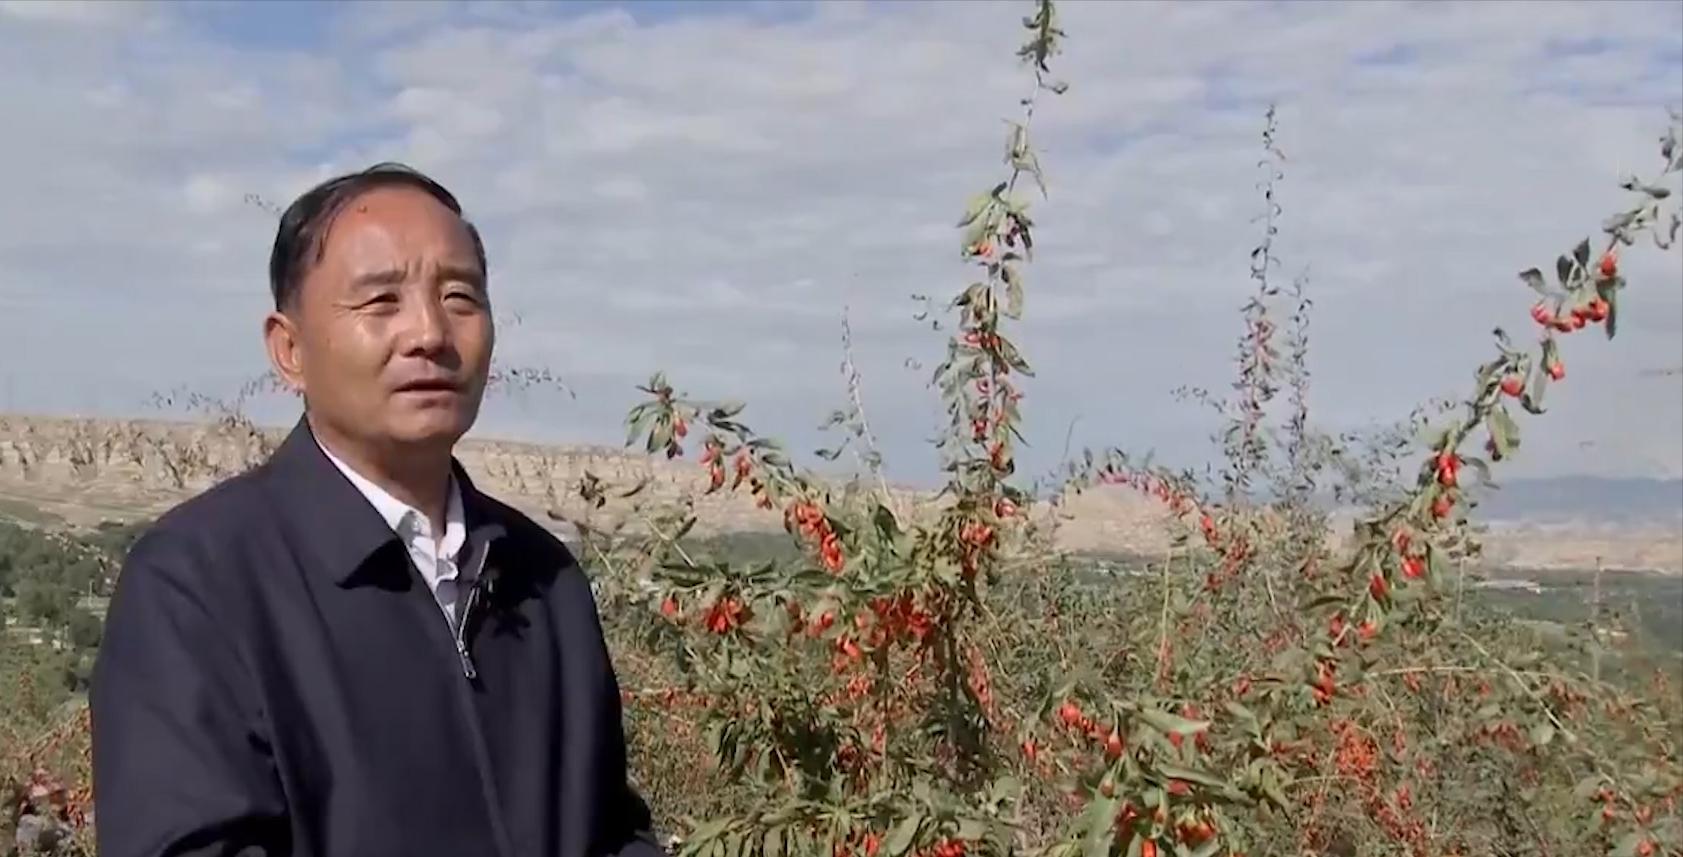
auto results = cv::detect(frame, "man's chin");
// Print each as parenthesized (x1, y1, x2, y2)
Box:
(386, 409, 476, 448)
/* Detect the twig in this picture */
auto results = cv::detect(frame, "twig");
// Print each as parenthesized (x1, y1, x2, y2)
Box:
(1460, 631, 1576, 746)
(646, 519, 700, 569)
(1156, 549, 1173, 688)
(1591, 554, 1604, 685)
(1455, 556, 1467, 624)
(839, 306, 900, 520)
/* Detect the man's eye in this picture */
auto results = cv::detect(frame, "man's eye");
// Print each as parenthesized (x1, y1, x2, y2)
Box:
(359, 293, 398, 309)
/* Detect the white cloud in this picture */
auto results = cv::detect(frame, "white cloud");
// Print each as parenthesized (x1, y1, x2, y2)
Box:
(0, 0, 152, 26)
(0, 0, 1679, 489)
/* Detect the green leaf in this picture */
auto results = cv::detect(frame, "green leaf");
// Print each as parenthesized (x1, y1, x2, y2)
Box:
(1572, 775, 1606, 801)
(1300, 593, 1346, 612)
(1606, 286, 1619, 339)
(688, 819, 732, 845)
(1556, 254, 1575, 288)
(1530, 722, 1556, 748)
(1137, 708, 1211, 737)
(1260, 767, 1291, 812)
(872, 503, 902, 541)
(1572, 237, 1591, 270)
(996, 335, 1034, 376)
(1612, 831, 1646, 857)
(884, 813, 922, 856)
(1517, 268, 1548, 295)
(1077, 793, 1119, 857)
(1004, 270, 1025, 319)
(961, 217, 992, 253)
(1223, 701, 1260, 729)
(1527, 342, 1555, 414)
(1489, 406, 1521, 457)
(1462, 456, 1493, 487)
(648, 419, 671, 454)
(957, 190, 994, 227)
(1157, 763, 1233, 792)
(672, 516, 698, 542)
(625, 405, 655, 447)
(992, 775, 1023, 803)
(710, 401, 746, 420)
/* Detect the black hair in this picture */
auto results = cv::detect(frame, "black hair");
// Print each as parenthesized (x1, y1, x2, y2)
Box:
(267, 161, 487, 311)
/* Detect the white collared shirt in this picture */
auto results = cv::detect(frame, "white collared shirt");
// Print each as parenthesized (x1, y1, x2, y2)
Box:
(316, 439, 471, 630)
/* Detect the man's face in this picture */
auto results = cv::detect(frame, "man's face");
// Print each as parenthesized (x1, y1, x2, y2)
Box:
(266, 185, 494, 455)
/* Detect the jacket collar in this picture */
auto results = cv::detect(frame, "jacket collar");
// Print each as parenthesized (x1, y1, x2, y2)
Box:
(265, 415, 508, 587)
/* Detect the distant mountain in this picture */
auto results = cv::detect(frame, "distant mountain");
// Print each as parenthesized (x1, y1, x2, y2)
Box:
(1469, 476, 1682, 525)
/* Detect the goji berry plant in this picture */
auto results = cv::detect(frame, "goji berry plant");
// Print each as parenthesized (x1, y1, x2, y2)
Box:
(582, 3, 1683, 856)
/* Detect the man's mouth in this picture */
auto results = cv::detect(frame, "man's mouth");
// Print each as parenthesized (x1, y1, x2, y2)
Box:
(394, 379, 460, 394)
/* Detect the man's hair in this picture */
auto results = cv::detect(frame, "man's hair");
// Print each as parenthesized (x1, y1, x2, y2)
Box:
(267, 162, 488, 311)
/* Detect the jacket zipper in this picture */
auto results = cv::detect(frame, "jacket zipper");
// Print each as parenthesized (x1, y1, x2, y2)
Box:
(455, 582, 480, 679)
(438, 537, 515, 857)
(453, 541, 490, 680)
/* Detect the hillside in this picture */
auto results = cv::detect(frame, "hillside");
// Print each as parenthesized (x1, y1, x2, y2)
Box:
(1, 412, 1677, 575)
(1470, 475, 1682, 524)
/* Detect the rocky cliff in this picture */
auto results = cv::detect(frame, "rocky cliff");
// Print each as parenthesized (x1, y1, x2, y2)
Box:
(1, 413, 1675, 574)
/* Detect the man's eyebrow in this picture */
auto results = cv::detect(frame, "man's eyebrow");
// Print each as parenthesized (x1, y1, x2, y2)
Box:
(347, 264, 485, 289)
(436, 263, 487, 289)
(349, 268, 407, 289)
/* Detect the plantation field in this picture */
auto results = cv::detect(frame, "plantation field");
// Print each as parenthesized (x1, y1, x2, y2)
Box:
(687, 531, 1683, 657)
(11, 520, 1678, 854)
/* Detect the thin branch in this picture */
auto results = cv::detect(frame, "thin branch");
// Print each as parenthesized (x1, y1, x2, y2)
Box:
(839, 306, 900, 520)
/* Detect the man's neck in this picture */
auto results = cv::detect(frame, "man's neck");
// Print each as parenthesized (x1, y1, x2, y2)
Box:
(308, 415, 454, 533)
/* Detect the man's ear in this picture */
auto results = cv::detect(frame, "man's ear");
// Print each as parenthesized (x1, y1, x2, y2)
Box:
(263, 309, 307, 397)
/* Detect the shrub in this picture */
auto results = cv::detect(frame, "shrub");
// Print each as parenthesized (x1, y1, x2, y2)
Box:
(582, 3, 1683, 855)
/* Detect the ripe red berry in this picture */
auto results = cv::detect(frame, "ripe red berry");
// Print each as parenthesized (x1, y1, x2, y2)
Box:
(1058, 700, 1083, 729)
(1432, 495, 1453, 519)
(1599, 250, 1618, 278)
(1500, 375, 1524, 397)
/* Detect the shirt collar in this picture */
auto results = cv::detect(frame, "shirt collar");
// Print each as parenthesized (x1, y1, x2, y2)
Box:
(260, 416, 503, 589)
(315, 435, 466, 558)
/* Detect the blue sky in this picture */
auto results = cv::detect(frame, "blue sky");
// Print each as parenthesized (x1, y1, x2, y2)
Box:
(1, 0, 1680, 489)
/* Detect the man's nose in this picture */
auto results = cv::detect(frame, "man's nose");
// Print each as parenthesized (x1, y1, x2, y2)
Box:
(398, 294, 450, 355)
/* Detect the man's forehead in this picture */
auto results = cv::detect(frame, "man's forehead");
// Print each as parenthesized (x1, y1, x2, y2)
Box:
(319, 189, 477, 257)
(335, 185, 466, 229)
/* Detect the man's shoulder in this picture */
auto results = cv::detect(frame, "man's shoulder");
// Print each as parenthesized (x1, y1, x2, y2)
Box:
(121, 463, 279, 576)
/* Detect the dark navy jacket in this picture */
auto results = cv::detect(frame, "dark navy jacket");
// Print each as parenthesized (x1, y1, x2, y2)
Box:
(89, 417, 666, 857)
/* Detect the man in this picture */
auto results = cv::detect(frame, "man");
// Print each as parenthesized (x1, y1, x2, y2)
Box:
(89, 163, 666, 857)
